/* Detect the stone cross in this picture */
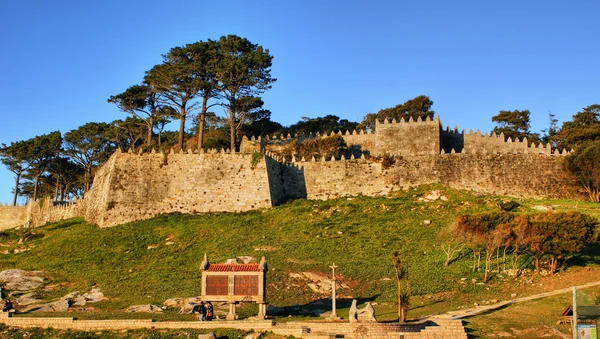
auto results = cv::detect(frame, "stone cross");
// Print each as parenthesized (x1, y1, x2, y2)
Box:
(329, 263, 340, 320)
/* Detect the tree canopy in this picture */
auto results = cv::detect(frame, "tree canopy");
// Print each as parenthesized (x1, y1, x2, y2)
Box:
(491, 109, 539, 142)
(553, 104, 600, 150)
(63, 122, 115, 192)
(213, 35, 276, 151)
(0, 140, 33, 205)
(144, 40, 218, 150)
(359, 95, 435, 131)
(286, 115, 358, 136)
(565, 141, 600, 202)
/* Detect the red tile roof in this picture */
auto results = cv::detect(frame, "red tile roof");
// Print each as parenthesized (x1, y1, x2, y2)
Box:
(206, 264, 261, 272)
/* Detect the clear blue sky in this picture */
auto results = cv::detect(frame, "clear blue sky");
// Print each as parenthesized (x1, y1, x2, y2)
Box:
(1, 0, 599, 205)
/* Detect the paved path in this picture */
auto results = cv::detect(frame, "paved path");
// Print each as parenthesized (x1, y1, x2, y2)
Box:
(433, 280, 600, 319)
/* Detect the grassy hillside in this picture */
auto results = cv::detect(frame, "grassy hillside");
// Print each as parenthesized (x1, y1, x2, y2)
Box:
(0, 184, 599, 336)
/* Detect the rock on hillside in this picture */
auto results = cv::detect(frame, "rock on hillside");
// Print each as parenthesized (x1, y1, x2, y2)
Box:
(163, 297, 202, 314)
(126, 304, 163, 313)
(289, 272, 349, 294)
(0, 269, 44, 291)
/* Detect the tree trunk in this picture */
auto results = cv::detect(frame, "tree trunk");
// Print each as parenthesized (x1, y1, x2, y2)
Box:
(55, 174, 60, 202)
(84, 167, 91, 193)
(496, 247, 500, 272)
(585, 186, 600, 202)
(198, 93, 209, 150)
(229, 112, 236, 153)
(178, 110, 186, 152)
(12, 172, 21, 206)
(146, 117, 153, 146)
(484, 251, 489, 283)
(503, 247, 507, 273)
(33, 174, 41, 201)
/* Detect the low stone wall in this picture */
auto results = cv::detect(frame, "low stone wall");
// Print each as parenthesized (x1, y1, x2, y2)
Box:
(0, 205, 27, 230)
(0, 313, 467, 339)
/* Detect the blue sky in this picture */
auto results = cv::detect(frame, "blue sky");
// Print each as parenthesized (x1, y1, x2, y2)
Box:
(1, 0, 599, 205)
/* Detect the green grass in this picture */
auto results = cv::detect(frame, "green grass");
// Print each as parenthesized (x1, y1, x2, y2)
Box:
(0, 184, 599, 336)
(465, 285, 600, 339)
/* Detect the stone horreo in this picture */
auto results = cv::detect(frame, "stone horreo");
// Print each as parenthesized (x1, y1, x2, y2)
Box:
(200, 254, 268, 320)
(2, 115, 575, 229)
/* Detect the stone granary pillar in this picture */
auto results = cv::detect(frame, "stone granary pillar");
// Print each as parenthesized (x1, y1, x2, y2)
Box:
(257, 302, 267, 320)
(226, 302, 236, 320)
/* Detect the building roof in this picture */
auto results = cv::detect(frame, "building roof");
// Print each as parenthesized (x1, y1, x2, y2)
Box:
(206, 264, 261, 272)
(562, 306, 600, 319)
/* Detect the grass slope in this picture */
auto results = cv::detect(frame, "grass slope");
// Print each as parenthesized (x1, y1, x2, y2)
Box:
(0, 184, 599, 336)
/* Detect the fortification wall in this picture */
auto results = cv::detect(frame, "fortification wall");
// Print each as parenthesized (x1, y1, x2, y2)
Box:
(26, 199, 84, 228)
(462, 131, 552, 155)
(0, 205, 28, 230)
(240, 131, 377, 157)
(21, 149, 574, 229)
(387, 153, 573, 198)
(85, 150, 275, 227)
(271, 152, 572, 201)
(280, 155, 388, 200)
(440, 127, 464, 153)
(374, 116, 441, 155)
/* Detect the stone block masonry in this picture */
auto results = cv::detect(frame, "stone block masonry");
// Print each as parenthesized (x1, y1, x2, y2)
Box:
(0, 205, 27, 230)
(1, 114, 577, 230)
(0, 312, 467, 339)
(84, 150, 276, 227)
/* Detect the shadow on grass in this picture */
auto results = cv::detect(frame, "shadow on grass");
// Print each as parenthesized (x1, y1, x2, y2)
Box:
(461, 302, 513, 319)
(462, 320, 480, 339)
(48, 218, 83, 230)
(272, 295, 380, 317)
(566, 243, 600, 268)
(410, 299, 443, 311)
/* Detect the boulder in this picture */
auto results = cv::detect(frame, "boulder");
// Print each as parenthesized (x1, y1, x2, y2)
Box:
(424, 191, 441, 201)
(36, 299, 71, 312)
(0, 269, 44, 291)
(15, 292, 42, 306)
(125, 304, 163, 313)
(81, 288, 107, 303)
(72, 295, 87, 306)
(198, 334, 215, 339)
(290, 272, 348, 294)
(163, 297, 202, 314)
(357, 302, 376, 322)
(237, 256, 255, 264)
(349, 299, 358, 323)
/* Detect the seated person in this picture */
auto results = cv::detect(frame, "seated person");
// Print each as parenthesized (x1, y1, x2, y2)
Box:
(2, 299, 13, 312)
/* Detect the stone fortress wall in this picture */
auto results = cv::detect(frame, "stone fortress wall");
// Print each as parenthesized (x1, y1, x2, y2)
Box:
(0, 205, 28, 230)
(0, 115, 575, 229)
(240, 116, 561, 157)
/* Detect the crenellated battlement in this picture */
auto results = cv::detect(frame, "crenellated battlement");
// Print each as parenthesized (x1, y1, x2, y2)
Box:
(241, 114, 569, 157)
(2, 115, 577, 230)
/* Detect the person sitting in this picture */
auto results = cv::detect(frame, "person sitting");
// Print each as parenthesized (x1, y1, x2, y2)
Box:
(193, 301, 207, 321)
(206, 301, 214, 321)
(2, 299, 13, 312)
